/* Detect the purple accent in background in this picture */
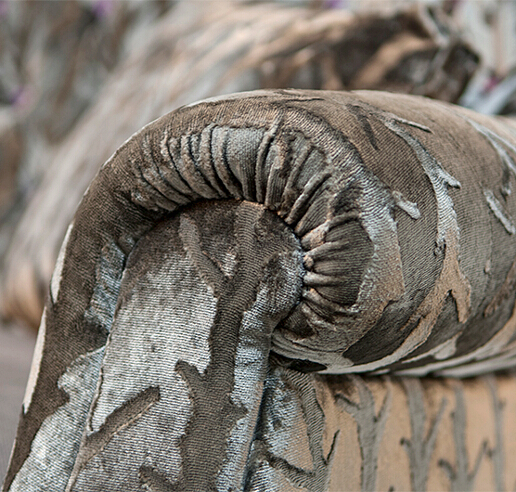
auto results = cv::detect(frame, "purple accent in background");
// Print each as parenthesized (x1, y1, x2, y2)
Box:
(324, 0, 346, 9)
(484, 75, 501, 93)
(0, 1, 8, 18)
(92, 0, 115, 19)
(9, 87, 31, 108)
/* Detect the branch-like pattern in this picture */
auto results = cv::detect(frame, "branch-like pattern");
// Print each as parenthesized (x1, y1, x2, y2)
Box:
(140, 202, 303, 491)
(374, 108, 471, 347)
(485, 376, 505, 492)
(335, 375, 392, 492)
(400, 378, 447, 492)
(245, 369, 339, 492)
(66, 386, 161, 491)
(439, 385, 488, 492)
(341, 103, 472, 372)
(166, 208, 265, 491)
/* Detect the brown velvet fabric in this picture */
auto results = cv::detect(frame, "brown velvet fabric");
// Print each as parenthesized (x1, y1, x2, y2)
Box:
(4, 90, 516, 491)
(0, 3, 478, 330)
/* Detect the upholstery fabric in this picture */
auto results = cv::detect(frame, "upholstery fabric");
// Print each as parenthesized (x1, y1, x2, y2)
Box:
(0, 2, 479, 330)
(4, 90, 516, 491)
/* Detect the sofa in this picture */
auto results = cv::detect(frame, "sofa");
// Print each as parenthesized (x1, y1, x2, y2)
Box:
(4, 89, 516, 491)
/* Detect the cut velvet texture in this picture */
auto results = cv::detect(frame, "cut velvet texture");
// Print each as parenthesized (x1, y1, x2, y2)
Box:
(4, 90, 516, 491)
(1, 2, 479, 331)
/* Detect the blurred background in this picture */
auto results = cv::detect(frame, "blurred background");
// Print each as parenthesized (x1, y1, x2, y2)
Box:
(1, 0, 516, 480)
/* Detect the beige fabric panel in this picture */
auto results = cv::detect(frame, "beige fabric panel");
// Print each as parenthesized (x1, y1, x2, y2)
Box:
(314, 373, 515, 491)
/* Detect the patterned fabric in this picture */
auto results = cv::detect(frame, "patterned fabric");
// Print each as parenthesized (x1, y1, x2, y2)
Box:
(4, 90, 516, 491)
(1, 2, 479, 331)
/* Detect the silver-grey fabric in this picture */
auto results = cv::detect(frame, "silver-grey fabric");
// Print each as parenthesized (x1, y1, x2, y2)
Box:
(1, 2, 479, 331)
(4, 90, 516, 491)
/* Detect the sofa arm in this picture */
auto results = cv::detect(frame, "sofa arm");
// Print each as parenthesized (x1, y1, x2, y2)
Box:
(4, 90, 516, 491)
